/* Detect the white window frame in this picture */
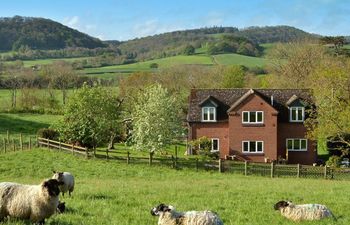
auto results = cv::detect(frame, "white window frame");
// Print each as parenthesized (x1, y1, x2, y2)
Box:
(242, 141, 264, 153)
(242, 111, 264, 124)
(286, 138, 307, 151)
(202, 107, 216, 122)
(289, 107, 304, 122)
(211, 138, 219, 152)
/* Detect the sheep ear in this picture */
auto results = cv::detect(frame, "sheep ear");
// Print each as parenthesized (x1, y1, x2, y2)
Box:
(52, 170, 56, 174)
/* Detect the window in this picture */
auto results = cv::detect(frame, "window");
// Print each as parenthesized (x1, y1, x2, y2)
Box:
(286, 139, 307, 151)
(211, 138, 219, 152)
(290, 107, 304, 122)
(242, 141, 264, 153)
(202, 107, 216, 121)
(242, 111, 263, 124)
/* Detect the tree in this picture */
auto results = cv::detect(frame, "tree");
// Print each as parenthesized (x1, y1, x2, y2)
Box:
(221, 65, 245, 88)
(306, 59, 350, 155)
(183, 44, 195, 55)
(320, 36, 346, 55)
(130, 84, 183, 152)
(54, 84, 122, 150)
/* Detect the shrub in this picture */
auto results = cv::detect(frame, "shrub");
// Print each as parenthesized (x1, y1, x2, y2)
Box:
(149, 63, 159, 68)
(326, 155, 341, 167)
(37, 128, 59, 140)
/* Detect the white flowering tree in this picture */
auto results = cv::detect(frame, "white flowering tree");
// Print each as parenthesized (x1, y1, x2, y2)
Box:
(130, 84, 183, 152)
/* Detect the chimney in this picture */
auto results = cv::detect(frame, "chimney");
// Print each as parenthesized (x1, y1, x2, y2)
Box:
(271, 95, 274, 106)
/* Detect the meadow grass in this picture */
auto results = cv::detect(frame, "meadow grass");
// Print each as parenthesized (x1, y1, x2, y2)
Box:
(213, 53, 268, 67)
(3, 57, 93, 68)
(0, 149, 348, 225)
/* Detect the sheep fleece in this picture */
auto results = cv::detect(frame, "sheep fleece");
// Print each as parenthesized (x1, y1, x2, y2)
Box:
(280, 204, 333, 221)
(0, 182, 58, 222)
(52, 172, 74, 195)
(158, 211, 224, 225)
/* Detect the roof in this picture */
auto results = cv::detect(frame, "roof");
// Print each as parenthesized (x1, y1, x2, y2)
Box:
(187, 88, 313, 122)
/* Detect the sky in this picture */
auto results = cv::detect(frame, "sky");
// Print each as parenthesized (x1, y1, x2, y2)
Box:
(1, 0, 349, 41)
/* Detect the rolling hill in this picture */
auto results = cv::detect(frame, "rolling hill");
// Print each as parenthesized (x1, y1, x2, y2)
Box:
(0, 16, 106, 51)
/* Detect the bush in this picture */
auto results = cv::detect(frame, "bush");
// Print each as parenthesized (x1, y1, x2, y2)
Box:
(326, 155, 341, 167)
(189, 136, 218, 159)
(149, 63, 158, 68)
(37, 128, 59, 140)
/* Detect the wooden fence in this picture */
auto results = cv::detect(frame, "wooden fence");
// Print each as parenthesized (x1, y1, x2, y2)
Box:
(0, 132, 36, 153)
(37, 137, 89, 157)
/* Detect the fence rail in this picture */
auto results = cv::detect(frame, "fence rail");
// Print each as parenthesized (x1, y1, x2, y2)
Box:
(37, 137, 89, 157)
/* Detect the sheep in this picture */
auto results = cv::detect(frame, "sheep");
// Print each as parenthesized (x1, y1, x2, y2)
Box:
(52, 171, 75, 197)
(57, 201, 65, 214)
(0, 179, 63, 224)
(274, 200, 335, 221)
(151, 203, 224, 225)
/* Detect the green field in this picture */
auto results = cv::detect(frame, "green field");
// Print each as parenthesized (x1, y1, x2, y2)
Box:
(3, 57, 93, 68)
(213, 53, 268, 67)
(0, 149, 348, 225)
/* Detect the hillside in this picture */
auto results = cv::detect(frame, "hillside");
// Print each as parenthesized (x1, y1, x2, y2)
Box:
(0, 16, 106, 51)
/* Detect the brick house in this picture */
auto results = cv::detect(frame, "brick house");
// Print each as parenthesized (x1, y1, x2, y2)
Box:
(187, 88, 317, 165)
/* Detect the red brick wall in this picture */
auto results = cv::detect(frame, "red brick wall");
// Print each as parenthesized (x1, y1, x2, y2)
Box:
(189, 122, 229, 158)
(228, 94, 278, 163)
(278, 123, 317, 165)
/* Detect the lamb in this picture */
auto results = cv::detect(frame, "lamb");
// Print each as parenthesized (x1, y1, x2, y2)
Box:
(57, 201, 66, 214)
(0, 179, 63, 224)
(274, 200, 335, 221)
(52, 171, 75, 197)
(151, 203, 224, 225)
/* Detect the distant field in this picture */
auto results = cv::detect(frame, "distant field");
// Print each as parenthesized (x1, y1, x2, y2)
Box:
(3, 56, 93, 68)
(213, 53, 268, 67)
(260, 43, 276, 56)
(83, 55, 214, 76)
(343, 44, 350, 49)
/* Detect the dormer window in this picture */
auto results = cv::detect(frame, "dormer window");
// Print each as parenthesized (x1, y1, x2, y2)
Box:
(290, 107, 304, 122)
(242, 111, 263, 124)
(202, 107, 216, 122)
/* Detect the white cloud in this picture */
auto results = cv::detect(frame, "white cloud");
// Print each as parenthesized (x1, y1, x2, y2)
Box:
(131, 19, 186, 39)
(63, 16, 80, 28)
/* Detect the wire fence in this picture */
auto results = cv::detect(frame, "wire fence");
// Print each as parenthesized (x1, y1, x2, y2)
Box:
(2, 136, 350, 181)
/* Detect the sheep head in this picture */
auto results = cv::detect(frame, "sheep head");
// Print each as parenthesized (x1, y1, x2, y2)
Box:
(151, 203, 174, 216)
(42, 179, 64, 197)
(274, 200, 291, 210)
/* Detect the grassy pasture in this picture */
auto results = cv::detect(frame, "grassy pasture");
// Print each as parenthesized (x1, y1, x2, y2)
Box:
(3, 57, 93, 68)
(213, 53, 268, 67)
(0, 149, 349, 225)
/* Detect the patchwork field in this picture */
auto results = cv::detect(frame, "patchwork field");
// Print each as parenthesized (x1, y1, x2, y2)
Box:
(0, 149, 349, 225)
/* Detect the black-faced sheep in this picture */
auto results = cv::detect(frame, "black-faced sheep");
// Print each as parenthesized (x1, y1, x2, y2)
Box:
(57, 201, 66, 214)
(52, 171, 75, 197)
(151, 203, 224, 225)
(0, 179, 63, 224)
(274, 200, 335, 221)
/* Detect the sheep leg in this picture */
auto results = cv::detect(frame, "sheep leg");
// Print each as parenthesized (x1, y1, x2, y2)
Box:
(37, 219, 45, 225)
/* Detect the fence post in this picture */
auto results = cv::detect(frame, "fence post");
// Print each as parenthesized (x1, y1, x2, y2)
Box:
(149, 152, 153, 166)
(59, 141, 61, 151)
(3, 138, 6, 153)
(175, 146, 178, 168)
(271, 162, 275, 178)
(12, 139, 15, 152)
(324, 165, 328, 179)
(127, 151, 130, 164)
(106, 148, 109, 160)
(196, 158, 199, 171)
(85, 148, 89, 158)
(47, 139, 49, 149)
(219, 158, 223, 173)
(7, 130, 9, 142)
(20, 133, 23, 151)
(297, 164, 301, 178)
(72, 144, 74, 155)
(171, 155, 175, 169)
(29, 137, 32, 150)
(244, 161, 248, 176)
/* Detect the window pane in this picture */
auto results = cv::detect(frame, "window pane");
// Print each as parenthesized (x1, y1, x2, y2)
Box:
(250, 112, 256, 123)
(250, 141, 256, 152)
(297, 108, 303, 120)
(209, 108, 215, 120)
(257, 112, 263, 122)
(243, 112, 249, 122)
(203, 108, 208, 120)
(294, 139, 300, 150)
(301, 139, 307, 150)
(243, 142, 249, 152)
(287, 140, 293, 150)
(212, 139, 218, 150)
(291, 108, 297, 121)
(257, 142, 263, 152)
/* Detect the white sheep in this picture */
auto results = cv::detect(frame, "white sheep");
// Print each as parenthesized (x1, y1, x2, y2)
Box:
(151, 203, 224, 225)
(52, 171, 75, 197)
(274, 200, 335, 221)
(0, 179, 63, 224)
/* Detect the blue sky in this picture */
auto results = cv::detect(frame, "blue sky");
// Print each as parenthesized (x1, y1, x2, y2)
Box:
(1, 0, 349, 41)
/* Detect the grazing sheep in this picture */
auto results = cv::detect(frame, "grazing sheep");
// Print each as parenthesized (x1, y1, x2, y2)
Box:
(0, 179, 63, 224)
(57, 201, 65, 214)
(274, 200, 335, 221)
(52, 171, 75, 197)
(151, 203, 224, 225)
